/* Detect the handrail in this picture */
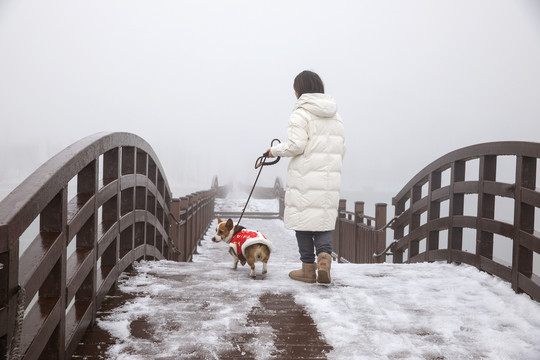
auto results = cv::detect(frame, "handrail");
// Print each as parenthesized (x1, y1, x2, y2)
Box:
(373, 240, 398, 258)
(375, 216, 398, 233)
(391, 141, 540, 301)
(0, 132, 215, 360)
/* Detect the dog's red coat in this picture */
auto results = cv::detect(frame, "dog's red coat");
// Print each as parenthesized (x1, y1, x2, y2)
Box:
(230, 230, 268, 262)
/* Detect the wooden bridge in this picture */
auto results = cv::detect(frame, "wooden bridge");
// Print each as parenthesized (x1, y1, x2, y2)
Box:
(1, 132, 540, 359)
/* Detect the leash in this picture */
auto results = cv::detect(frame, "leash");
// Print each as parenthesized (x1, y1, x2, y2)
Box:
(237, 139, 281, 227)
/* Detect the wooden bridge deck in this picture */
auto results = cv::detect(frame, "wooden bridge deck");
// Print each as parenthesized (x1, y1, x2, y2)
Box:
(71, 217, 540, 360)
(74, 276, 333, 360)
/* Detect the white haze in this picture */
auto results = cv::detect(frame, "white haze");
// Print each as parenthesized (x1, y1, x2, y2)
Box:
(1, 0, 540, 211)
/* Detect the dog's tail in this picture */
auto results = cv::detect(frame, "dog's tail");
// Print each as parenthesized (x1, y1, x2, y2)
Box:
(256, 245, 269, 262)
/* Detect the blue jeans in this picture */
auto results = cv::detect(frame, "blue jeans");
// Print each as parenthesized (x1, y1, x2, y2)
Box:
(295, 231, 333, 264)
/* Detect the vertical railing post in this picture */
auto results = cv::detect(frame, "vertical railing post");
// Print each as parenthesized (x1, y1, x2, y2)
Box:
(408, 186, 422, 261)
(3, 232, 18, 358)
(448, 160, 465, 263)
(180, 197, 188, 261)
(336, 199, 346, 263)
(0, 222, 14, 358)
(102, 147, 120, 287)
(199, 193, 206, 242)
(375, 203, 387, 264)
(196, 193, 203, 245)
(354, 201, 364, 263)
(427, 171, 441, 261)
(121, 147, 136, 259)
(477, 155, 496, 265)
(192, 193, 198, 246)
(207, 190, 215, 233)
(393, 198, 405, 263)
(187, 195, 195, 259)
(191, 193, 196, 248)
(204, 192, 210, 234)
(77, 160, 98, 328)
(170, 199, 181, 261)
(210, 191, 215, 229)
(205, 192, 211, 233)
(512, 156, 536, 292)
(38, 187, 68, 359)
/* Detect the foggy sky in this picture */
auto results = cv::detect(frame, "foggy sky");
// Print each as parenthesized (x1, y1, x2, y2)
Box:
(1, 0, 540, 209)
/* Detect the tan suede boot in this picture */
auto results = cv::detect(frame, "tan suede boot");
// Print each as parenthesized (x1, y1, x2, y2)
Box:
(289, 263, 317, 283)
(317, 253, 332, 284)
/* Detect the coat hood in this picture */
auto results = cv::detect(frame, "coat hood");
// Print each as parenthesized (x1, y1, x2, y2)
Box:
(294, 93, 337, 118)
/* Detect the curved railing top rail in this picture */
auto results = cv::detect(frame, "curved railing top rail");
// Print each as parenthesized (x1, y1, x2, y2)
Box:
(0, 132, 171, 242)
(392, 141, 540, 205)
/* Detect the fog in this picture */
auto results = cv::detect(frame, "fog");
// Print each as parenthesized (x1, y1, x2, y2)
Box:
(1, 0, 540, 211)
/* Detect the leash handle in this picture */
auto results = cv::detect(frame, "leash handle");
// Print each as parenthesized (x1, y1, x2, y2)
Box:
(238, 138, 282, 227)
(255, 138, 281, 169)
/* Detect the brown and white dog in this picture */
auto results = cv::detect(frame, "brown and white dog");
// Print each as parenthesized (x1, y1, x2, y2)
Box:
(211, 217, 274, 278)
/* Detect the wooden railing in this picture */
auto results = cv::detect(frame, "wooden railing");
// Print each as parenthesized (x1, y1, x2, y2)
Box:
(169, 191, 215, 262)
(333, 201, 388, 263)
(390, 141, 540, 301)
(0, 132, 214, 360)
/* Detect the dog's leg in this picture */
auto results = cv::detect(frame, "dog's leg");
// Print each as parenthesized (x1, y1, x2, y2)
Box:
(229, 248, 239, 270)
(247, 260, 256, 278)
(262, 260, 268, 274)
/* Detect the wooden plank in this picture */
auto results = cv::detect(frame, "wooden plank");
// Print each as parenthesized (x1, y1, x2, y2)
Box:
(479, 256, 512, 282)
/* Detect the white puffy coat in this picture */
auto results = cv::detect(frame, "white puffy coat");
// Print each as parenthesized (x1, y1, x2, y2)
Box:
(270, 93, 345, 231)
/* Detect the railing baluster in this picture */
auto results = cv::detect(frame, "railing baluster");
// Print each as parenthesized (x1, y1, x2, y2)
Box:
(375, 203, 387, 264)
(512, 156, 536, 292)
(427, 170, 441, 261)
(449, 160, 465, 263)
(354, 201, 363, 263)
(477, 155, 496, 263)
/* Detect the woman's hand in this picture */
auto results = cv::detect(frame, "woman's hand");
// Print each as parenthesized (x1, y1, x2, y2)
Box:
(266, 148, 274, 158)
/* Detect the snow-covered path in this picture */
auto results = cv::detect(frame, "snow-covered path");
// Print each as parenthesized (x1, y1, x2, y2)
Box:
(95, 199, 540, 360)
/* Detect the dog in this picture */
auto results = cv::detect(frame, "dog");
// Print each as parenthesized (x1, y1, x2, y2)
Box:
(211, 217, 274, 278)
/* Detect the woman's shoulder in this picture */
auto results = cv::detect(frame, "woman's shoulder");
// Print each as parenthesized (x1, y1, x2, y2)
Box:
(289, 108, 310, 126)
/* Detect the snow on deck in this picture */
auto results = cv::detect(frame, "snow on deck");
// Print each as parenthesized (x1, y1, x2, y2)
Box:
(96, 198, 540, 360)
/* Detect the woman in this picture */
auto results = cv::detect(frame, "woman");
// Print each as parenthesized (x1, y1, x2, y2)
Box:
(267, 70, 345, 284)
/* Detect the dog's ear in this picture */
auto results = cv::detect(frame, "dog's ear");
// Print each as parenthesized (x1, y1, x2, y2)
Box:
(225, 218, 234, 230)
(217, 216, 222, 224)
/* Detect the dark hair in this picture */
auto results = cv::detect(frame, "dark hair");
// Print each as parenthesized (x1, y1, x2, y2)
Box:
(293, 70, 324, 97)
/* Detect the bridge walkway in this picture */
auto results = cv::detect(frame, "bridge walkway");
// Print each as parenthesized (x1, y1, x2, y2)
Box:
(73, 200, 540, 360)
